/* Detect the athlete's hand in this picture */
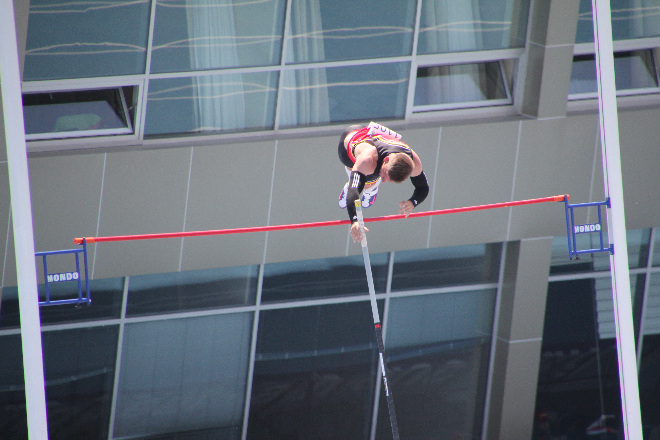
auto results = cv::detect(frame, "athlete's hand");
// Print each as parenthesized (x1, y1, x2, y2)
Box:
(399, 200, 414, 217)
(351, 222, 368, 242)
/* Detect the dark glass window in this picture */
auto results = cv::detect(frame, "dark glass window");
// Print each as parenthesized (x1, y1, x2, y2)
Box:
(126, 265, 258, 316)
(0, 277, 124, 329)
(0, 326, 119, 439)
(576, 0, 660, 43)
(261, 253, 389, 303)
(23, 88, 136, 140)
(248, 301, 382, 440)
(375, 289, 496, 440)
(391, 243, 501, 291)
(114, 313, 252, 439)
(534, 280, 623, 439)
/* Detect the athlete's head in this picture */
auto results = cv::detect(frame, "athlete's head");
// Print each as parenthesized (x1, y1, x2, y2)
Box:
(383, 153, 414, 183)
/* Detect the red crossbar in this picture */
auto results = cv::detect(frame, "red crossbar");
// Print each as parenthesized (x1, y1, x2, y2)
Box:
(73, 194, 568, 244)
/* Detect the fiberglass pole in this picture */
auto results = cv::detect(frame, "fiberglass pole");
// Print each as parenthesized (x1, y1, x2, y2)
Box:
(355, 200, 400, 440)
(591, 0, 643, 438)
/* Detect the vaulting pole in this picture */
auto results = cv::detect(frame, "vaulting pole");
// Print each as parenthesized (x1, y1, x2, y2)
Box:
(354, 200, 400, 440)
(591, 1, 642, 438)
(0, 2, 49, 438)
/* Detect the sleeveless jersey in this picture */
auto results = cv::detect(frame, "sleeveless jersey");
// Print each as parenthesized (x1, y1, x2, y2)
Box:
(345, 128, 413, 183)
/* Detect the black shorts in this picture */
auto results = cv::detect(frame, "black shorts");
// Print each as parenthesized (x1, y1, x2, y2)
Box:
(337, 125, 363, 168)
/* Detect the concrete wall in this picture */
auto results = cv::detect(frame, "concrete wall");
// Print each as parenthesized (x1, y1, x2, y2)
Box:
(1, 105, 658, 285)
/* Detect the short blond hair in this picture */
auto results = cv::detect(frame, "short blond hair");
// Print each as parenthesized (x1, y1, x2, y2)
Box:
(388, 154, 414, 183)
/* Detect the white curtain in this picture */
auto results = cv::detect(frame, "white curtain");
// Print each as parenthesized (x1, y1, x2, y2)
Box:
(185, 0, 246, 131)
(279, 0, 330, 126)
(420, 0, 485, 104)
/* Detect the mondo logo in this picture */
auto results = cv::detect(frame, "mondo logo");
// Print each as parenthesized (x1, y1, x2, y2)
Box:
(574, 224, 601, 234)
(47, 272, 80, 283)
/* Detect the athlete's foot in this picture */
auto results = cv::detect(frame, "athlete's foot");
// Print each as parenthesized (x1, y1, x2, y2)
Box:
(338, 182, 349, 209)
(361, 189, 378, 208)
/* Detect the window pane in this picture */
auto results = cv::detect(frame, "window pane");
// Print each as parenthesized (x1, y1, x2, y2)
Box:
(569, 51, 659, 96)
(285, 0, 415, 63)
(278, 62, 409, 127)
(0, 326, 119, 439)
(550, 229, 650, 275)
(23, 88, 133, 140)
(376, 289, 496, 440)
(0, 278, 124, 329)
(127, 265, 258, 316)
(576, 0, 660, 43)
(145, 72, 278, 136)
(391, 243, 501, 291)
(114, 313, 252, 439)
(414, 62, 508, 108)
(150, 0, 286, 73)
(654, 228, 660, 266)
(24, 0, 150, 80)
(641, 273, 660, 336)
(248, 302, 381, 440)
(262, 253, 389, 303)
(417, 0, 530, 54)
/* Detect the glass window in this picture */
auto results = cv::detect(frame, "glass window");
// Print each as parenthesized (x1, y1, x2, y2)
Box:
(569, 51, 659, 98)
(576, 0, 660, 43)
(0, 326, 119, 439)
(593, 275, 639, 339)
(144, 72, 278, 136)
(150, 0, 286, 73)
(0, 278, 125, 329)
(414, 62, 509, 110)
(261, 253, 389, 303)
(23, 0, 150, 80)
(654, 228, 660, 267)
(375, 289, 496, 440)
(417, 0, 530, 54)
(550, 229, 651, 275)
(285, 0, 415, 63)
(391, 243, 501, 291)
(535, 279, 622, 439)
(641, 273, 660, 336)
(248, 301, 381, 440)
(114, 313, 252, 439)
(126, 265, 258, 316)
(278, 62, 409, 127)
(23, 87, 136, 140)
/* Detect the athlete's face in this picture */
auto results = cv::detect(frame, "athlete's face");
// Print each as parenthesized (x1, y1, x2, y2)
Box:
(380, 156, 392, 183)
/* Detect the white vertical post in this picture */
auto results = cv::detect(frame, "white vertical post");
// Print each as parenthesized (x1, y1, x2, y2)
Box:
(591, 1, 643, 438)
(0, 2, 49, 439)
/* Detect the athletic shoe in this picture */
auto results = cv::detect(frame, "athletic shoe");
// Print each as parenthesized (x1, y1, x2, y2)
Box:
(361, 188, 378, 208)
(338, 182, 348, 209)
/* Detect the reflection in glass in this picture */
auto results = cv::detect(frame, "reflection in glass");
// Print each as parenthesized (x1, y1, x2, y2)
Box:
(593, 275, 639, 339)
(391, 243, 501, 291)
(377, 290, 495, 440)
(278, 62, 409, 127)
(654, 229, 660, 267)
(414, 62, 508, 109)
(285, 0, 415, 63)
(535, 279, 622, 439)
(550, 229, 651, 275)
(23, 88, 134, 140)
(417, 0, 530, 54)
(145, 72, 278, 136)
(114, 313, 252, 439)
(248, 302, 381, 440)
(0, 326, 119, 439)
(569, 51, 659, 97)
(576, 0, 660, 43)
(261, 254, 388, 303)
(127, 266, 258, 316)
(641, 273, 660, 336)
(24, 0, 150, 80)
(150, 0, 286, 73)
(0, 278, 124, 329)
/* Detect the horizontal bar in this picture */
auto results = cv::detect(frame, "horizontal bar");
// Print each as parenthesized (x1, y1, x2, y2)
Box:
(39, 298, 90, 306)
(568, 200, 608, 208)
(35, 248, 84, 256)
(73, 194, 568, 245)
(572, 248, 612, 255)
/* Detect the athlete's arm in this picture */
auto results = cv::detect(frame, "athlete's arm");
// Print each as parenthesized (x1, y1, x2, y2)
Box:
(398, 150, 428, 217)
